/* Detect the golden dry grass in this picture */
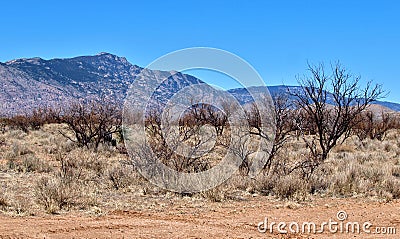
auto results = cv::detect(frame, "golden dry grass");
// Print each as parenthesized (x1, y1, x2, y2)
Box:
(0, 124, 399, 216)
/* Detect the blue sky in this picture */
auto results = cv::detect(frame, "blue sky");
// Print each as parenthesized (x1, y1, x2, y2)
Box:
(1, 0, 399, 102)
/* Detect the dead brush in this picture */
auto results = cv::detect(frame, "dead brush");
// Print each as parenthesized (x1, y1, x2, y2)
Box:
(0, 191, 9, 210)
(108, 163, 134, 190)
(19, 155, 52, 173)
(273, 173, 310, 201)
(34, 176, 81, 213)
(56, 149, 108, 182)
(384, 178, 400, 199)
(199, 186, 226, 202)
(392, 165, 400, 178)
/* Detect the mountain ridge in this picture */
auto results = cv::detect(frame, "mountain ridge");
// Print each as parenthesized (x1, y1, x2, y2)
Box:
(0, 53, 399, 116)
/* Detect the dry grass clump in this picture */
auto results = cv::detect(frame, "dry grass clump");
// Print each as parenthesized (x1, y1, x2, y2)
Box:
(34, 176, 82, 214)
(2, 141, 53, 173)
(392, 165, 400, 177)
(33, 150, 108, 214)
(303, 134, 400, 200)
(249, 130, 400, 202)
(0, 191, 9, 211)
(272, 173, 309, 200)
(198, 185, 227, 202)
(107, 163, 135, 191)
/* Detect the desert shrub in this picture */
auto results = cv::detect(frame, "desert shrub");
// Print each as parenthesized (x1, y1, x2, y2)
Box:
(273, 173, 309, 200)
(0, 135, 5, 146)
(329, 167, 359, 196)
(34, 176, 80, 213)
(4, 150, 52, 173)
(55, 149, 108, 183)
(362, 165, 388, 184)
(11, 141, 32, 156)
(3, 142, 34, 171)
(2, 108, 55, 133)
(34, 149, 107, 213)
(5, 129, 27, 140)
(4, 116, 31, 133)
(199, 186, 226, 202)
(0, 118, 6, 133)
(5, 155, 18, 171)
(384, 178, 400, 199)
(20, 155, 53, 173)
(354, 111, 398, 141)
(392, 166, 400, 178)
(254, 173, 279, 196)
(10, 196, 32, 215)
(57, 100, 121, 150)
(0, 192, 9, 210)
(108, 163, 134, 190)
(308, 164, 333, 194)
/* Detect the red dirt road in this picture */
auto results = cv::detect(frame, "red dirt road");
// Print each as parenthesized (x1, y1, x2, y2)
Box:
(0, 197, 399, 239)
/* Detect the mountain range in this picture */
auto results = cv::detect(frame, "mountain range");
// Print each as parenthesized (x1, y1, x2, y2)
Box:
(0, 52, 399, 116)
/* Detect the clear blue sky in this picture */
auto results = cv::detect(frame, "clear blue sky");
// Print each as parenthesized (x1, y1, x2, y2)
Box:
(1, 0, 399, 102)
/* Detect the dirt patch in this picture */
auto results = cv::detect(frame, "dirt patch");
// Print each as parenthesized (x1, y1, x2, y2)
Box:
(0, 197, 398, 239)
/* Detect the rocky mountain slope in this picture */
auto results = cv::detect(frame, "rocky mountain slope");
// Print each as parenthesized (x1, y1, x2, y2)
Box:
(0, 53, 202, 116)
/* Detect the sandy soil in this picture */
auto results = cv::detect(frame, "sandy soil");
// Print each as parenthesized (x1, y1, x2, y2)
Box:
(0, 197, 399, 239)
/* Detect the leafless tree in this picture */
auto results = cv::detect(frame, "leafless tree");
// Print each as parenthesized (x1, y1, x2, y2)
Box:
(57, 100, 122, 150)
(354, 110, 397, 141)
(143, 108, 212, 173)
(3, 107, 54, 133)
(180, 103, 228, 137)
(291, 62, 384, 176)
(246, 93, 296, 172)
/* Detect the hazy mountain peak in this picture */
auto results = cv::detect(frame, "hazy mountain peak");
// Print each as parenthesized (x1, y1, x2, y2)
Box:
(93, 52, 129, 64)
(5, 57, 45, 66)
(0, 53, 203, 116)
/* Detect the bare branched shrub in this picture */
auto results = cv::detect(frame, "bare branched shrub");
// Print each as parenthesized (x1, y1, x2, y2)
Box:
(143, 109, 212, 173)
(108, 163, 134, 190)
(247, 93, 297, 172)
(354, 110, 397, 141)
(34, 176, 80, 213)
(2, 108, 59, 133)
(291, 62, 384, 176)
(180, 103, 228, 137)
(0, 191, 9, 211)
(57, 100, 121, 150)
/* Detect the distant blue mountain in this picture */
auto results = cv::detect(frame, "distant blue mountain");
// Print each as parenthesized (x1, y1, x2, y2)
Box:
(228, 85, 400, 112)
